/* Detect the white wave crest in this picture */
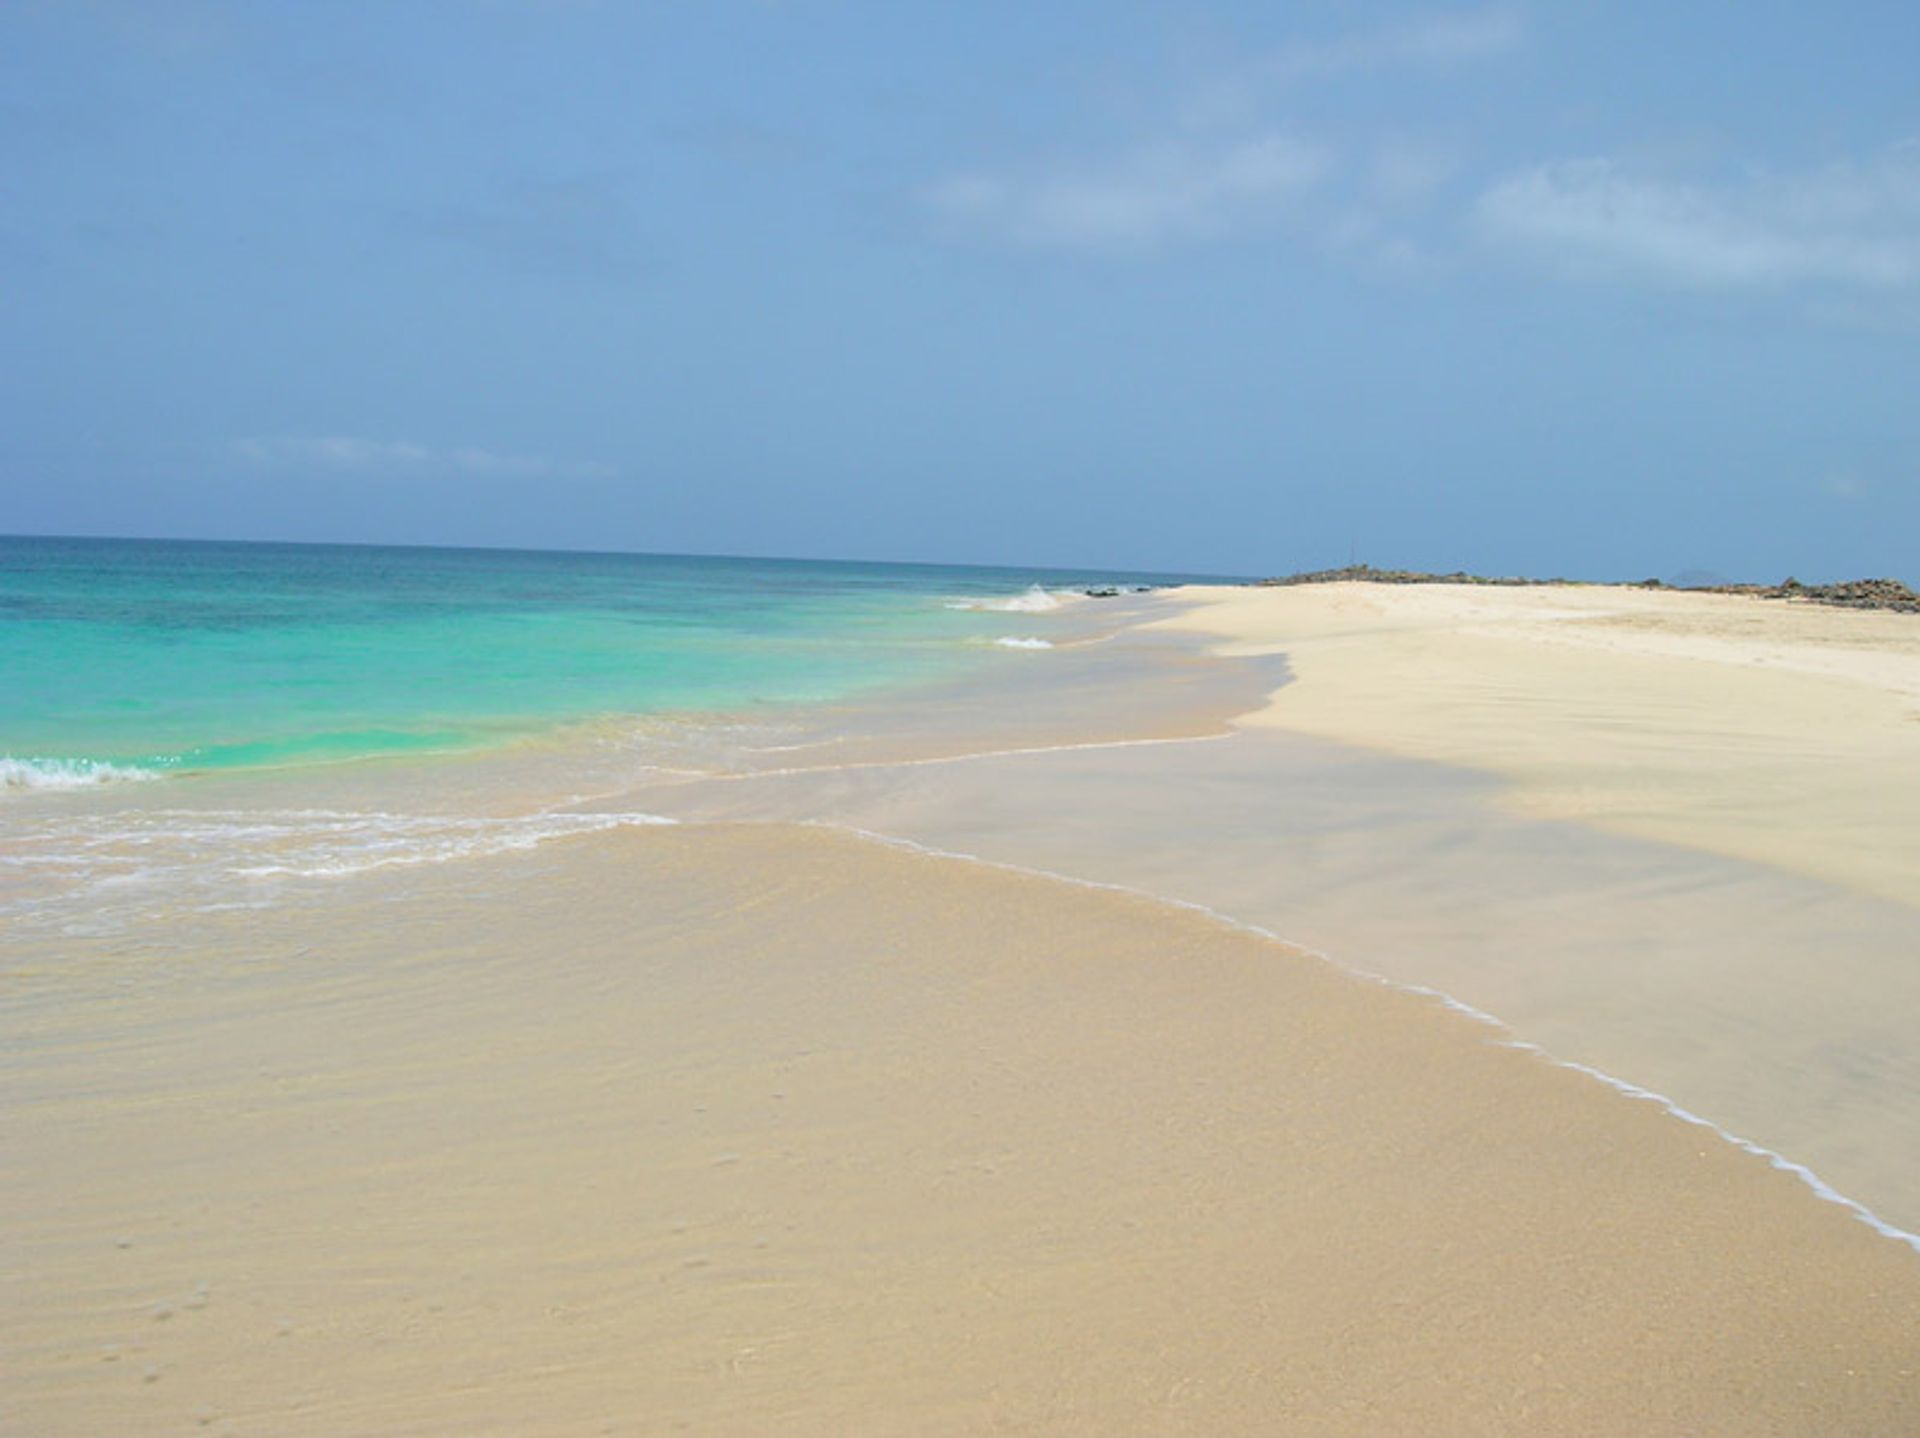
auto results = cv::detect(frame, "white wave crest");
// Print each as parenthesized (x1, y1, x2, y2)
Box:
(0, 756, 163, 793)
(945, 584, 1062, 614)
(992, 636, 1054, 650)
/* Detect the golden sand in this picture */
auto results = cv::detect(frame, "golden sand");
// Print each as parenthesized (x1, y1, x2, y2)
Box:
(1152, 581, 1920, 905)
(7, 825, 1919, 1436)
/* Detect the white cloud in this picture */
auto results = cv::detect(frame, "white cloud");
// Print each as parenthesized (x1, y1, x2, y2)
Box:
(923, 134, 1331, 250)
(229, 436, 612, 480)
(922, 10, 1515, 256)
(1475, 146, 1920, 290)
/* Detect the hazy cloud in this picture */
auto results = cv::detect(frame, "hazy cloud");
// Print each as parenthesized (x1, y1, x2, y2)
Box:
(923, 134, 1329, 250)
(1367, 139, 1461, 206)
(229, 436, 613, 480)
(1476, 146, 1920, 290)
(923, 9, 1513, 256)
(1186, 7, 1524, 128)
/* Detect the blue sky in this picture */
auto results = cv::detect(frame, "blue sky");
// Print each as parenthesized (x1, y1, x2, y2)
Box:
(3, 1, 1917, 580)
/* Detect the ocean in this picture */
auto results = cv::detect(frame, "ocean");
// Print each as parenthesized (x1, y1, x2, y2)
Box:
(0, 535, 1223, 785)
(0, 534, 1224, 937)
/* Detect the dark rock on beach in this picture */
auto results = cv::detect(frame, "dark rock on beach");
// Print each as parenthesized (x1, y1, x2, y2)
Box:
(1256, 564, 1550, 589)
(1702, 576, 1920, 613)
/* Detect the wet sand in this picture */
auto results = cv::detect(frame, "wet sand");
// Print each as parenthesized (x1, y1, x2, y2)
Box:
(7, 826, 1920, 1435)
(635, 722, 1920, 1240)
(613, 586, 1920, 1239)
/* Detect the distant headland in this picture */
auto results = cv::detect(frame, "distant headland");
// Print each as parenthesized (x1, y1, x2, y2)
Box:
(1249, 564, 1920, 615)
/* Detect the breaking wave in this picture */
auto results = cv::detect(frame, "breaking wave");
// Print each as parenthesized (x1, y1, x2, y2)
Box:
(946, 585, 1062, 614)
(1, 757, 165, 793)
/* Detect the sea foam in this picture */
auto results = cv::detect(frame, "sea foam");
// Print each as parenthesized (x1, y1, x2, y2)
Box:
(0, 757, 163, 793)
(220, 810, 679, 880)
(992, 637, 1054, 650)
(946, 585, 1062, 614)
(1, 805, 686, 941)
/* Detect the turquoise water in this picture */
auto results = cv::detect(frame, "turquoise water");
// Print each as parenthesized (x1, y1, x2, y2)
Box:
(1, 536, 1218, 786)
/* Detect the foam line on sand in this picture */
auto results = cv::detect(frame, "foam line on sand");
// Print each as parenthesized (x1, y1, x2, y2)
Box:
(817, 819, 1920, 1258)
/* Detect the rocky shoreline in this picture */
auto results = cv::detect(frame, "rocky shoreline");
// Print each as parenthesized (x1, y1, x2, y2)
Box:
(1253, 565, 1920, 615)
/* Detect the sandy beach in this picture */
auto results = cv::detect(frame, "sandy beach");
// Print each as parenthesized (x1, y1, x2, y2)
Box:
(9, 825, 1920, 1435)
(617, 584, 1920, 1242)
(8, 582, 1920, 1433)
(1157, 581, 1920, 905)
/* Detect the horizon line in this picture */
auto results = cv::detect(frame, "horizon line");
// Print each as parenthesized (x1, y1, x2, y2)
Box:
(0, 528, 1255, 585)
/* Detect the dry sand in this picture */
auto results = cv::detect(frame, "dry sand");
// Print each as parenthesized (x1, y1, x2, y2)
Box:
(1153, 582, 1920, 905)
(8, 824, 1920, 1436)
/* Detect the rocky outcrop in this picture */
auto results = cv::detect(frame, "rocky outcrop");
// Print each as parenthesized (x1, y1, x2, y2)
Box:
(1257, 564, 1550, 589)
(1702, 577, 1920, 614)
(1252, 566, 1920, 615)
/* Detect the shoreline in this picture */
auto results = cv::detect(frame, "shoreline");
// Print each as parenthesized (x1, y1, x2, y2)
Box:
(10, 823, 1920, 1434)
(634, 728, 1920, 1253)
(832, 817, 1920, 1257)
(608, 581, 1920, 1237)
(9, 578, 1920, 1431)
